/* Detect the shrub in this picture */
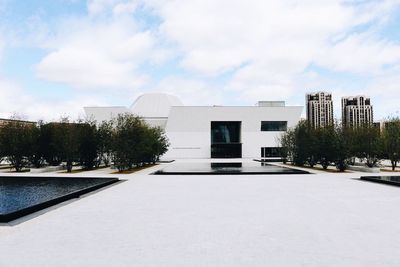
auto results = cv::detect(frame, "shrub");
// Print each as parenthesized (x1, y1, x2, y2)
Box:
(111, 114, 169, 172)
(0, 118, 36, 172)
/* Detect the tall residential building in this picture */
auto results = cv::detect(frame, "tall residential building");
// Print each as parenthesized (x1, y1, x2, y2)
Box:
(341, 96, 373, 127)
(306, 92, 333, 128)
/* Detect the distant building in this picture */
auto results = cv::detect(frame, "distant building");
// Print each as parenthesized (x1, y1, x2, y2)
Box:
(341, 96, 373, 127)
(373, 120, 398, 132)
(306, 92, 333, 128)
(0, 118, 35, 128)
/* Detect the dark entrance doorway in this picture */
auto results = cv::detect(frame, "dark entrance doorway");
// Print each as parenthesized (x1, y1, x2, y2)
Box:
(211, 121, 242, 158)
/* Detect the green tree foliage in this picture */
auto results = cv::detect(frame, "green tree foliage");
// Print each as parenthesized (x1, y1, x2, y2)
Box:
(111, 114, 169, 172)
(58, 120, 81, 172)
(279, 128, 295, 164)
(291, 121, 318, 166)
(280, 119, 391, 172)
(0, 119, 35, 172)
(40, 120, 100, 171)
(41, 122, 64, 166)
(348, 124, 382, 167)
(280, 121, 352, 172)
(315, 125, 337, 169)
(111, 114, 146, 171)
(382, 118, 400, 170)
(96, 120, 114, 167)
(142, 127, 170, 164)
(332, 125, 351, 172)
(28, 121, 45, 168)
(77, 122, 98, 170)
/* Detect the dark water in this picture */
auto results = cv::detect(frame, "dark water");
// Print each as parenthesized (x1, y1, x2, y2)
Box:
(154, 162, 310, 175)
(361, 176, 400, 184)
(0, 177, 118, 216)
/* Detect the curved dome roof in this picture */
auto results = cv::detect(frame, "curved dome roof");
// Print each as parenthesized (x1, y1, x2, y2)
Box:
(130, 93, 183, 118)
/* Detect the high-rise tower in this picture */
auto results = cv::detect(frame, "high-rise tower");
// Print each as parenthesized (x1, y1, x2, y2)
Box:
(341, 96, 373, 127)
(306, 92, 334, 128)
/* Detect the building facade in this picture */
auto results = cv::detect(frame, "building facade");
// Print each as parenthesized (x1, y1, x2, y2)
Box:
(84, 94, 303, 160)
(306, 92, 333, 128)
(342, 96, 373, 127)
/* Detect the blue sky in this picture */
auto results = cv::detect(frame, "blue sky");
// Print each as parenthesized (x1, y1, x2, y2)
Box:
(0, 0, 400, 121)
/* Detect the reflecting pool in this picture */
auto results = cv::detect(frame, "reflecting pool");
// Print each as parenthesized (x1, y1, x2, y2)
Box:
(0, 176, 118, 222)
(154, 162, 310, 175)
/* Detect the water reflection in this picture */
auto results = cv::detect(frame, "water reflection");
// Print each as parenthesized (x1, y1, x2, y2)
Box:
(0, 177, 117, 216)
(155, 162, 310, 175)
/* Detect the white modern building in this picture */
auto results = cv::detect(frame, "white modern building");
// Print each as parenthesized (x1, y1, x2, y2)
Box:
(84, 93, 303, 159)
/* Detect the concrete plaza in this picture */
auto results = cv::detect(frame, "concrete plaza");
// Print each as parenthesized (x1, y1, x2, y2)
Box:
(1, 160, 400, 266)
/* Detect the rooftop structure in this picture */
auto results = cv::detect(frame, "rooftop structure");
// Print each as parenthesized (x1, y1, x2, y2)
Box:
(130, 93, 183, 118)
(256, 101, 285, 107)
(84, 106, 130, 123)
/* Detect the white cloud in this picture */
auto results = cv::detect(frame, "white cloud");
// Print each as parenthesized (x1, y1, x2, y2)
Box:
(316, 32, 400, 74)
(35, 16, 155, 91)
(0, 79, 33, 119)
(365, 68, 400, 118)
(142, 0, 400, 105)
(87, 0, 138, 16)
(3, 0, 400, 120)
(0, 77, 111, 121)
(148, 0, 361, 75)
(88, 0, 121, 15)
(113, 1, 137, 15)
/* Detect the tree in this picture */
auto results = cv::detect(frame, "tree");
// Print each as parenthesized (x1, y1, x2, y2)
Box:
(110, 114, 170, 171)
(0, 118, 36, 172)
(58, 119, 80, 172)
(111, 114, 147, 172)
(28, 121, 45, 168)
(333, 123, 351, 172)
(315, 125, 337, 169)
(77, 121, 98, 170)
(382, 118, 400, 170)
(293, 122, 306, 166)
(142, 127, 169, 164)
(350, 124, 382, 167)
(96, 120, 114, 167)
(41, 122, 64, 166)
(305, 126, 319, 167)
(291, 121, 316, 167)
(279, 127, 295, 164)
(280, 120, 351, 172)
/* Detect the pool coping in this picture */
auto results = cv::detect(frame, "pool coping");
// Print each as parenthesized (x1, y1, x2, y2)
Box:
(0, 177, 119, 223)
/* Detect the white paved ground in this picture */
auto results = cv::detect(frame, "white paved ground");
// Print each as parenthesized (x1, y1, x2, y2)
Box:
(1, 160, 400, 266)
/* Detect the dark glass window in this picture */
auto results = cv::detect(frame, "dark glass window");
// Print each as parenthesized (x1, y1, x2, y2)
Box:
(211, 122, 241, 144)
(261, 147, 282, 158)
(261, 121, 287, 131)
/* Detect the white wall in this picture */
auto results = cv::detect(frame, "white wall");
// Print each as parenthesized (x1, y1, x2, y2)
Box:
(162, 106, 303, 159)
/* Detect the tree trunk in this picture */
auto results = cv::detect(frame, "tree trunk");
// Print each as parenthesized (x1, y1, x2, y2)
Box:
(66, 160, 73, 173)
(322, 160, 329, 169)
